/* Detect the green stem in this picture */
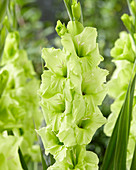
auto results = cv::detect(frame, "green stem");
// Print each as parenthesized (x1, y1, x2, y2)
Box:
(18, 148, 28, 170)
(63, 0, 73, 21)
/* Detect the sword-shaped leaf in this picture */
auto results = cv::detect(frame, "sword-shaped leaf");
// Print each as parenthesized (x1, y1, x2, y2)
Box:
(101, 70, 136, 170)
(130, 142, 136, 170)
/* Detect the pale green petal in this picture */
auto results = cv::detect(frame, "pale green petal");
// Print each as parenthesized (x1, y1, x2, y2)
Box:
(57, 127, 77, 147)
(41, 93, 67, 130)
(67, 56, 82, 94)
(67, 21, 84, 36)
(0, 94, 25, 130)
(13, 50, 35, 76)
(0, 135, 23, 170)
(85, 151, 99, 170)
(82, 68, 108, 95)
(79, 45, 103, 72)
(0, 153, 8, 170)
(1, 32, 19, 65)
(74, 27, 97, 57)
(42, 48, 67, 77)
(63, 79, 73, 102)
(37, 127, 66, 161)
(39, 70, 65, 98)
(111, 31, 135, 62)
(58, 108, 106, 146)
(61, 27, 97, 58)
(75, 109, 106, 145)
(61, 33, 77, 56)
(108, 60, 132, 98)
(48, 147, 98, 170)
(72, 94, 85, 122)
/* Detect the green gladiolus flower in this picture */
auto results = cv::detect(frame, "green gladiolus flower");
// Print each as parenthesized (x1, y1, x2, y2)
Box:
(47, 146, 99, 170)
(111, 31, 135, 62)
(57, 108, 106, 146)
(38, 14, 107, 168)
(0, 32, 42, 162)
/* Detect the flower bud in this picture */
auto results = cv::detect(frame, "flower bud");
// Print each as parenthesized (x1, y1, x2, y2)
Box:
(55, 20, 67, 37)
(71, 0, 81, 21)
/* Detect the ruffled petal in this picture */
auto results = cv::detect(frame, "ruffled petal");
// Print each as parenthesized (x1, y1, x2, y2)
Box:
(37, 127, 66, 161)
(42, 48, 67, 77)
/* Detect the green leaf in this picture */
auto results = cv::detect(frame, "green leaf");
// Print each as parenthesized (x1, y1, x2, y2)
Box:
(0, 0, 8, 23)
(101, 70, 136, 170)
(0, 70, 9, 97)
(130, 142, 136, 170)
(40, 147, 48, 170)
(18, 148, 28, 170)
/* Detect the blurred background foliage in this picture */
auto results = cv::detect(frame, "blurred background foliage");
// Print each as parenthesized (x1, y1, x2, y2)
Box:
(14, 0, 128, 80)
(0, 0, 128, 168)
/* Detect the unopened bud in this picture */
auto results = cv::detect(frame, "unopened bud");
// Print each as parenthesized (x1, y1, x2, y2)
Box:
(71, 0, 81, 21)
(55, 20, 67, 37)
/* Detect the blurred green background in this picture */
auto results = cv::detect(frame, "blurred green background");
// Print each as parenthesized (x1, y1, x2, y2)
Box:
(14, 0, 128, 168)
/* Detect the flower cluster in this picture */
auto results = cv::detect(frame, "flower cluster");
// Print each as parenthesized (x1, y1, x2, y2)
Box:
(104, 28, 136, 169)
(37, 19, 108, 169)
(0, 32, 42, 162)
